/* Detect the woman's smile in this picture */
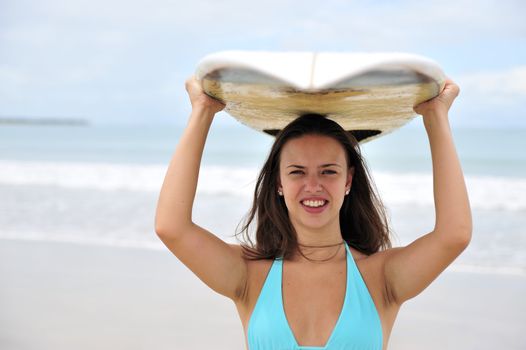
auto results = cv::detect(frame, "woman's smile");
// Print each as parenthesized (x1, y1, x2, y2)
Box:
(300, 197, 329, 213)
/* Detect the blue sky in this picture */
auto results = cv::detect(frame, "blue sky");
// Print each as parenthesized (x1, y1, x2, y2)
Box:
(1, 0, 525, 127)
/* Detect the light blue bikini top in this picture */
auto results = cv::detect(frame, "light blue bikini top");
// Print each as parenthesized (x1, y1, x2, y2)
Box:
(247, 242, 383, 350)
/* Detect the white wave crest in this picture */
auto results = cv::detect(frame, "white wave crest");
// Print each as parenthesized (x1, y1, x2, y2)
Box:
(0, 160, 259, 196)
(1, 160, 525, 211)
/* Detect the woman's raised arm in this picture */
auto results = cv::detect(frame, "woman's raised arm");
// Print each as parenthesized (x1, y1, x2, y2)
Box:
(155, 77, 248, 302)
(383, 79, 472, 305)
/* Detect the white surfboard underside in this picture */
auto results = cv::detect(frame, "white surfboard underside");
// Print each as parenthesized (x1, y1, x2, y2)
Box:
(196, 51, 446, 143)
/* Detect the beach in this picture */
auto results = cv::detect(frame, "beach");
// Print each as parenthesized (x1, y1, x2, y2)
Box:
(1, 123, 525, 349)
(1, 238, 525, 350)
(2, 0, 525, 348)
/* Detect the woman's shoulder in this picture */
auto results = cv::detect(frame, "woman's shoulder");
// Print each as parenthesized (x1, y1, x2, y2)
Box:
(353, 246, 401, 272)
(228, 243, 275, 279)
(352, 246, 402, 289)
(350, 243, 401, 261)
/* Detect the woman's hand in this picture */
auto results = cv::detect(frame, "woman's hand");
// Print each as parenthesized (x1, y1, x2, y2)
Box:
(413, 79, 460, 117)
(185, 75, 225, 114)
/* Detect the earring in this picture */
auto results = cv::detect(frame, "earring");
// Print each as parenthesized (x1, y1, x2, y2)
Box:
(345, 189, 350, 195)
(278, 189, 283, 196)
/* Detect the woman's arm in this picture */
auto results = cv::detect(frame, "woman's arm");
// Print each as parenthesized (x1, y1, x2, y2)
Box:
(155, 77, 221, 231)
(155, 77, 249, 302)
(420, 81, 472, 239)
(383, 79, 472, 305)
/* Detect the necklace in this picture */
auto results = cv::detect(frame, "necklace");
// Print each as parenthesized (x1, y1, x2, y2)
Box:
(297, 240, 346, 263)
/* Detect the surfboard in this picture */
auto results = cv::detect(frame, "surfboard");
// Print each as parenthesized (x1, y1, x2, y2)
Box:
(195, 51, 446, 143)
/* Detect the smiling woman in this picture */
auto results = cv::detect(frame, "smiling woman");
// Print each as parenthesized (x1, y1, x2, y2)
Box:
(236, 114, 392, 262)
(235, 116, 390, 349)
(154, 76, 471, 350)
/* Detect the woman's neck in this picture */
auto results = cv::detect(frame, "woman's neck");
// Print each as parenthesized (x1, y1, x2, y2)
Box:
(290, 222, 345, 263)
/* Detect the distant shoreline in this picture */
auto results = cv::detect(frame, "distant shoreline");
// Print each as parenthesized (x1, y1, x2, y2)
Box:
(0, 117, 89, 126)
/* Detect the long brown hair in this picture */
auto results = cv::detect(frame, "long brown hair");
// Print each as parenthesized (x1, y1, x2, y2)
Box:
(235, 114, 392, 260)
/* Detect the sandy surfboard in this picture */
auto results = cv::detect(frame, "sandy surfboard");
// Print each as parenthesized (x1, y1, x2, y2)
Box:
(195, 51, 446, 143)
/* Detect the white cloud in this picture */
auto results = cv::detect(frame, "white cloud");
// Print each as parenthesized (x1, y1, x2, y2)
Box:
(3, 0, 525, 48)
(0, 0, 525, 123)
(457, 66, 526, 104)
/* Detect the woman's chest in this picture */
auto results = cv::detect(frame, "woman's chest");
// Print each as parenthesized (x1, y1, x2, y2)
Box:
(236, 252, 399, 348)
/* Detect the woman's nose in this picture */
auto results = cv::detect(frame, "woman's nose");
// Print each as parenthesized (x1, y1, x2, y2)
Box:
(304, 174, 322, 192)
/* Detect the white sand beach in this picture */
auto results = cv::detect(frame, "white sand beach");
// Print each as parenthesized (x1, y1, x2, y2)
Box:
(1, 238, 525, 350)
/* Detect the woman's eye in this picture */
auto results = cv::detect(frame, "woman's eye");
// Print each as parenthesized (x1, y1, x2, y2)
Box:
(289, 170, 337, 175)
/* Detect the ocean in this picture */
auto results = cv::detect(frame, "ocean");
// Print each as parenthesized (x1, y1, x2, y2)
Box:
(1, 120, 525, 276)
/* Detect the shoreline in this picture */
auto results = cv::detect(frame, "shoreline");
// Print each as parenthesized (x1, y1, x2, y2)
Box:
(1, 238, 525, 349)
(0, 117, 89, 126)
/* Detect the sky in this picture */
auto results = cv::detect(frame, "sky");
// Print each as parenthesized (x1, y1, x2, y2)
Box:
(1, 0, 525, 128)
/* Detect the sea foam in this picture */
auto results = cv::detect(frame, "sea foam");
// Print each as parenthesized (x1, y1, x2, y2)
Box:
(1, 160, 525, 211)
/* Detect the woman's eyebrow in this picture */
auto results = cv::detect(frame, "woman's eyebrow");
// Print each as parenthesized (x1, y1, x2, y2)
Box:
(286, 163, 342, 168)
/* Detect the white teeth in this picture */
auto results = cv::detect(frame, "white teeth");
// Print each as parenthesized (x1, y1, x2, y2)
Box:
(302, 200, 326, 208)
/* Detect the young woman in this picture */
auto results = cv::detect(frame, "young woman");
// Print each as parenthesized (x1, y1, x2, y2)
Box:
(155, 76, 471, 350)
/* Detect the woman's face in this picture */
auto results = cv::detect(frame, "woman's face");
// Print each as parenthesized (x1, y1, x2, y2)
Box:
(278, 134, 354, 232)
